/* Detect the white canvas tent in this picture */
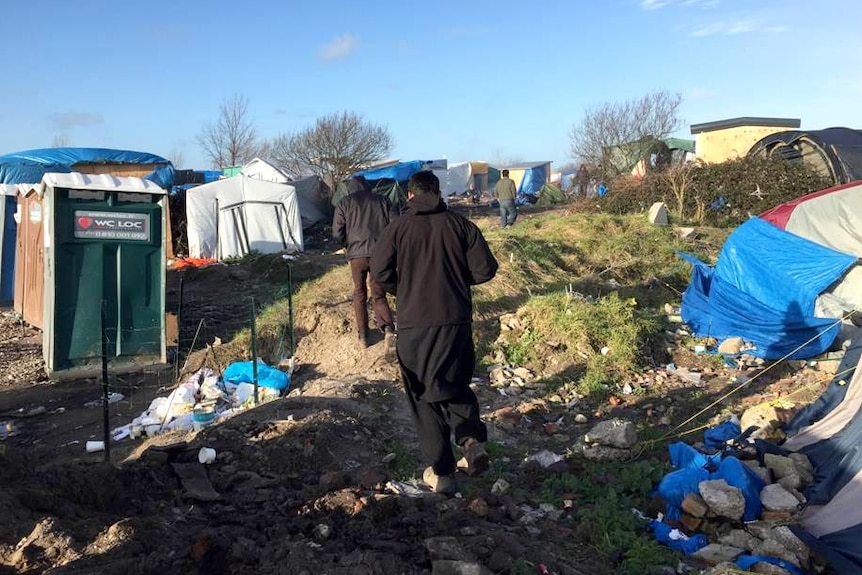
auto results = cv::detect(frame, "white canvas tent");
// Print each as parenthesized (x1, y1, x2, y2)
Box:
(186, 174, 303, 260)
(240, 158, 329, 229)
(432, 162, 473, 198)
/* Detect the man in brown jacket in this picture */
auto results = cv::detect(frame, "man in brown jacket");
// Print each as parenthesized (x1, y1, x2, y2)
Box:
(371, 171, 498, 493)
(493, 169, 518, 228)
(332, 176, 395, 351)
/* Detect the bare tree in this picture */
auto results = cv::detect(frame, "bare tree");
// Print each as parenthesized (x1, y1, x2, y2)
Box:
(51, 133, 71, 148)
(196, 94, 260, 169)
(269, 111, 393, 189)
(167, 148, 185, 169)
(569, 90, 683, 177)
(661, 162, 697, 221)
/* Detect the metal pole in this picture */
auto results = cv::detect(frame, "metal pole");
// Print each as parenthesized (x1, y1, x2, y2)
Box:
(250, 298, 259, 405)
(287, 265, 295, 357)
(100, 300, 111, 463)
(175, 274, 184, 381)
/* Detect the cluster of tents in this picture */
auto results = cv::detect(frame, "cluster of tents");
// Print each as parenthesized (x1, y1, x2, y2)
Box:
(679, 180, 862, 572)
(0, 149, 570, 282)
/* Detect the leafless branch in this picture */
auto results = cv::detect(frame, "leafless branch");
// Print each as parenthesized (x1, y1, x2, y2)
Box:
(196, 94, 260, 169)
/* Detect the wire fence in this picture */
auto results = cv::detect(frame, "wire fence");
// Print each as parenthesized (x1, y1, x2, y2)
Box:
(88, 263, 297, 462)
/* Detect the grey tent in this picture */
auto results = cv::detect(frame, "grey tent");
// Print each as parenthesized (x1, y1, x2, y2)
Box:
(748, 127, 862, 185)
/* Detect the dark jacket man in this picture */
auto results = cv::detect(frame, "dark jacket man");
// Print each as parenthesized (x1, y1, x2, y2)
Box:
(332, 176, 395, 347)
(371, 171, 498, 494)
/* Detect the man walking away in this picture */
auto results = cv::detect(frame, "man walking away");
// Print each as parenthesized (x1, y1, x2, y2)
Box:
(332, 175, 396, 354)
(371, 171, 499, 494)
(493, 169, 518, 228)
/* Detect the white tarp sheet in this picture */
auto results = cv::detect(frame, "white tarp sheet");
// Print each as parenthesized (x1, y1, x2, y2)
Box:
(432, 162, 473, 198)
(186, 175, 303, 259)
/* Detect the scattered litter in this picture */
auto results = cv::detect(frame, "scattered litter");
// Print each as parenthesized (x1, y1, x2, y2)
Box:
(198, 447, 216, 464)
(525, 450, 564, 468)
(85, 440, 105, 453)
(385, 480, 429, 498)
(85, 392, 124, 408)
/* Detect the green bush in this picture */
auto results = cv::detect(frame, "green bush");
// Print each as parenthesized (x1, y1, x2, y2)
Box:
(598, 156, 831, 227)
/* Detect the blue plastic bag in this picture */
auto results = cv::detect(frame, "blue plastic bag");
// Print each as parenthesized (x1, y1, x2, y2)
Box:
(669, 442, 722, 470)
(223, 360, 290, 391)
(736, 555, 804, 575)
(657, 467, 710, 520)
(718, 457, 765, 522)
(650, 520, 709, 556)
(704, 420, 742, 449)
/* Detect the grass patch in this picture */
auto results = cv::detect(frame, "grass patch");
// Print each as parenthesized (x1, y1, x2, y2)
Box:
(497, 291, 664, 398)
(540, 459, 676, 574)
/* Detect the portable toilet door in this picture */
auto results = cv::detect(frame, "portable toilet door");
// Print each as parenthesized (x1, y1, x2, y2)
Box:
(39, 172, 167, 380)
(0, 185, 21, 306)
(13, 187, 46, 328)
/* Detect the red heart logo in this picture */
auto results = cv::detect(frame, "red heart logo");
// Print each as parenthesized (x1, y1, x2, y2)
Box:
(78, 216, 92, 229)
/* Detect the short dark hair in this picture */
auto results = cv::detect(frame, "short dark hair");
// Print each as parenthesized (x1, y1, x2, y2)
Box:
(408, 171, 440, 196)
(502, 169, 509, 177)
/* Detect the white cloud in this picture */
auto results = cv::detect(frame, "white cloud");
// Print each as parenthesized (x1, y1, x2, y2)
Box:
(640, 0, 674, 9)
(688, 87, 717, 100)
(690, 19, 789, 37)
(317, 34, 359, 61)
(48, 111, 103, 130)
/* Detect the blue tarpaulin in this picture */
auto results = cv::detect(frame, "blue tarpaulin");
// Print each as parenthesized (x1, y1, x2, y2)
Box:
(680, 217, 856, 360)
(0, 147, 175, 189)
(353, 160, 430, 183)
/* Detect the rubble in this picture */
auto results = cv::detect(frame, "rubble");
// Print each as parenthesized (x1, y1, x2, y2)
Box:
(583, 418, 638, 449)
(760, 484, 802, 512)
(698, 479, 745, 521)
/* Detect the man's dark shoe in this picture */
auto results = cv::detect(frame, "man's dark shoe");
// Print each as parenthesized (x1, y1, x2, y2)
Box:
(456, 438, 490, 476)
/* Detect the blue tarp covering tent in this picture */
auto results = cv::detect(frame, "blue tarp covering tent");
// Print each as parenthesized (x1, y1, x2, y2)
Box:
(0, 148, 175, 189)
(353, 160, 431, 183)
(0, 148, 175, 305)
(679, 217, 857, 360)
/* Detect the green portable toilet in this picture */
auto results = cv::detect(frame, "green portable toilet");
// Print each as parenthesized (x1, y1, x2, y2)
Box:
(37, 173, 167, 380)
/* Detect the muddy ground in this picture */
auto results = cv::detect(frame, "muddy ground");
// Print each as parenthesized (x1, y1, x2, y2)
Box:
(0, 206, 836, 574)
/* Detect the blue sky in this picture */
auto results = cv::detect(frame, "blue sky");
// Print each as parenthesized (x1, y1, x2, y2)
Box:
(1, 0, 860, 170)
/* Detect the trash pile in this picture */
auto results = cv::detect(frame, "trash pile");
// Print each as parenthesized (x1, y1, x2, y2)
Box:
(647, 417, 816, 575)
(110, 360, 291, 443)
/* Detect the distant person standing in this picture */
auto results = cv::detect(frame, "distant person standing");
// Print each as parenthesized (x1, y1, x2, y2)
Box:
(371, 171, 498, 494)
(493, 169, 518, 228)
(332, 176, 396, 352)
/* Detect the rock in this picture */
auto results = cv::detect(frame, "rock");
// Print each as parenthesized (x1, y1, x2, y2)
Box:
(512, 367, 533, 380)
(741, 403, 782, 438)
(675, 226, 697, 240)
(574, 414, 588, 424)
(489, 368, 508, 386)
(647, 202, 669, 226)
(760, 510, 794, 522)
(718, 337, 745, 355)
(750, 563, 794, 575)
(357, 467, 388, 489)
(699, 479, 745, 521)
(319, 471, 348, 491)
(313, 524, 332, 541)
(499, 314, 522, 331)
(491, 479, 511, 495)
(702, 563, 739, 575)
(777, 472, 804, 492)
(468, 498, 489, 517)
(382, 452, 397, 464)
(691, 544, 744, 565)
(764, 454, 800, 481)
(580, 445, 632, 461)
(760, 484, 801, 512)
(719, 529, 758, 552)
(583, 418, 638, 448)
(491, 406, 522, 425)
(743, 460, 772, 484)
(769, 525, 810, 568)
(788, 453, 814, 477)
(752, 538, 800, 567)
(425, 537, 476, 562)
(681, 493, 710, 518)
(679, 513, 703, 533)
(432, 561, 494, 575)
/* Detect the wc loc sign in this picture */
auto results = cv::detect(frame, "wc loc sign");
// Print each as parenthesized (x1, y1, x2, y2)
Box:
(73, 210, 150, 241)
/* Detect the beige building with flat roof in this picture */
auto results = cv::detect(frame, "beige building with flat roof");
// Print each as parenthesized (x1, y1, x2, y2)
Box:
(690, 117, 801, 164)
